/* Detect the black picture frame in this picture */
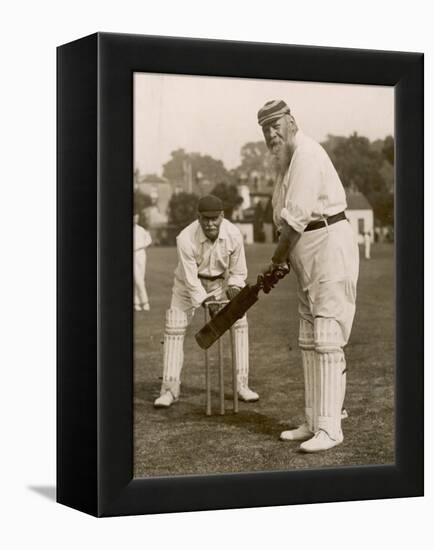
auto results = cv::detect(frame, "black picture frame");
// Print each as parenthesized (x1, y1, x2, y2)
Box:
(57, 32, 424, 517)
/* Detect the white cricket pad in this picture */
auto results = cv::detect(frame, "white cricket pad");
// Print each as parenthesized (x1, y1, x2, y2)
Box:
(298, 318, 315, 350)
(314, 351, 344, 441)
(313, 317, 345, 440)
(314, 317, 344, 353)
(233, 315, 249, 390)
(341, 361, 347, 413)
(299, 318, 315, 431)
(302, 349, 316, 432)
(161, 308, 189, 398)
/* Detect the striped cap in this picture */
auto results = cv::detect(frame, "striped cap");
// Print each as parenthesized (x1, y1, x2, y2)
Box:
(257, 99, 291, 126)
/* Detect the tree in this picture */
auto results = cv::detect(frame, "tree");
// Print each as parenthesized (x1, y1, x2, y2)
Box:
(239, 142, 269, 173)
(382, 135, 395, 165)
(368, 190, 394, 227)
(134, 191, 152, 213)
(322, 133, 394, 226)
(323, 133, 384, 193)
(233, 141, 274, 189)
(191, 153, 230, 185)
(168, 192, 199, 228)
(163, 149, 230, 191)
(162, 149, 189, 184)
(210, 182, 242, 220)
(134, 192, 152, 228)
(253, 202, 265, 242)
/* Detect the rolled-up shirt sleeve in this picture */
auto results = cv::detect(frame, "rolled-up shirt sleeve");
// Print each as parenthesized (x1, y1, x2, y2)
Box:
(227, 235, 247, 288)
(280, 150, 322, 233)
(176, 238, 208, 307)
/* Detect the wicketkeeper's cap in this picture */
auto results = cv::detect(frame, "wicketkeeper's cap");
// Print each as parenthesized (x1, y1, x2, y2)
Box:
(198, 194, 224, 217)
(257, 99, 291, 126)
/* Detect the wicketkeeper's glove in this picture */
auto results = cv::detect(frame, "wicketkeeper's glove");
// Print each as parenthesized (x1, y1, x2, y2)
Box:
(201, 295, 220, 318)
(226, 286, 242, 301)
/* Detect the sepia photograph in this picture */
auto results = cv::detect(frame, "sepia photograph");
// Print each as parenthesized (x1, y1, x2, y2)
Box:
(133, 72, 395, 478)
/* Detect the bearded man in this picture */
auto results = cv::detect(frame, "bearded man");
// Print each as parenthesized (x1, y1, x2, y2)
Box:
(258, 100, 359, 452)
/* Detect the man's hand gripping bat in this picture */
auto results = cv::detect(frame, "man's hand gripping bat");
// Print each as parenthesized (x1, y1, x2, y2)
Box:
(195, 264, 290, 350)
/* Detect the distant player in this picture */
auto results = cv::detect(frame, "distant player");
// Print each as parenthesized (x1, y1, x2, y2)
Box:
(154, 195, 259, 408)
(134, 213, 152, 311)
(364, 231, 371, 259)
(258, 100, 359, 452)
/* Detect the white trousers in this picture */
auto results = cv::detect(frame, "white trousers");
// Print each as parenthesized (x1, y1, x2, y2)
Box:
(292, 220, 359, 343)
(134, 249, 149, 306)
(293, 220, 359, 439)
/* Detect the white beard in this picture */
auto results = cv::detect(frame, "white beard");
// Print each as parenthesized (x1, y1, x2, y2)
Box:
(271, 141, 292, 174)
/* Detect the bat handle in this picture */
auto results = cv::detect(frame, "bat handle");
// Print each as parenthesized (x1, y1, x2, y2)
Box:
(257, 264, 290, 293)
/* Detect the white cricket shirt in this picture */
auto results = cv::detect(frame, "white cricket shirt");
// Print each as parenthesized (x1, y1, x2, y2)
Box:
(173, 219, 247, 308)
(134, 224, 152, 251)
(272, 130, 347, 233)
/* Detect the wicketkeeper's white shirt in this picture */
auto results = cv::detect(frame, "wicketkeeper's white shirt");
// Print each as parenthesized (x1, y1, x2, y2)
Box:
(172, 219, 247, 308)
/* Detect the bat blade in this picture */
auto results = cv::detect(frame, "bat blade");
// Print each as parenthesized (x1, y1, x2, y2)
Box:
(195, 284, 259, 349)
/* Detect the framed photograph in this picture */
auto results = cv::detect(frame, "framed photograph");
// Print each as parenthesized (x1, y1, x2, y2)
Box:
(57, 33, 423, 517)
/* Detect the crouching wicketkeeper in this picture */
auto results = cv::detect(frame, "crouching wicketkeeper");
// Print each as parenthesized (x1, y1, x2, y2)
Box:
(154, 195, 259, 408)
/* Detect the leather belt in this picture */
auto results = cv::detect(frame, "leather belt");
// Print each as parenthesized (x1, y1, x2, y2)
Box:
(198, 273, 225, 281)
(305, 211, 347, 232)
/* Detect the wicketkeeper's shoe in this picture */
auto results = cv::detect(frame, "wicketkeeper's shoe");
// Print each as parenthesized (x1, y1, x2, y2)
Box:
(154, 391, 177, 408)
(299, 429, 343, 453)
(238, 387, 259, 402)
(280, 422, 313, 441)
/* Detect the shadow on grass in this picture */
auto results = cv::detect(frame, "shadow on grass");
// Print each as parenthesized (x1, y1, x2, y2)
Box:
(135, 380, 295, 439)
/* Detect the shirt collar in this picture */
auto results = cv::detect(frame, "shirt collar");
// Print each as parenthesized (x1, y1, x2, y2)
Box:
(198, 219, 229, 244)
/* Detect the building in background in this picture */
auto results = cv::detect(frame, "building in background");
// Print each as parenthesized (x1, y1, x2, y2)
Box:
(134, 173, 172, 223)
(232, 184, 252, 221)
(346, 190, 374, 244)
(133, 173, 376, 248)
(134, 172, 173, 216)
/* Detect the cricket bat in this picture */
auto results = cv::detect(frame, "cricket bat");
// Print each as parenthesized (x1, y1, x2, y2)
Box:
(195, 265, 289, 350)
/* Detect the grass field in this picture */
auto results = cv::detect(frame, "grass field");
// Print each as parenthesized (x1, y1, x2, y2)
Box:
(133, 243, 394, 477)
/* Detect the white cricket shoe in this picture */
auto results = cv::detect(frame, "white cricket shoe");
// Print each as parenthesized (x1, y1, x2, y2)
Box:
(142, 303, 150, 311)
(238, 387, 259, 402)
(134, 304, 141, 312)
(299, 429, 343, 453)
(280, 422, 313, 441)
(154, 391, 176, 408)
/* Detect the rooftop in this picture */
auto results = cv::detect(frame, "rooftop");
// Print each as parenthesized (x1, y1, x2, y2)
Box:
(346, 190, 372, 210)
(139, 174, 168, 184)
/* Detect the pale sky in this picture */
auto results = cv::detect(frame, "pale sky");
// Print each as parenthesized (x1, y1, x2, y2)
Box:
(134, 73, 394, 176)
